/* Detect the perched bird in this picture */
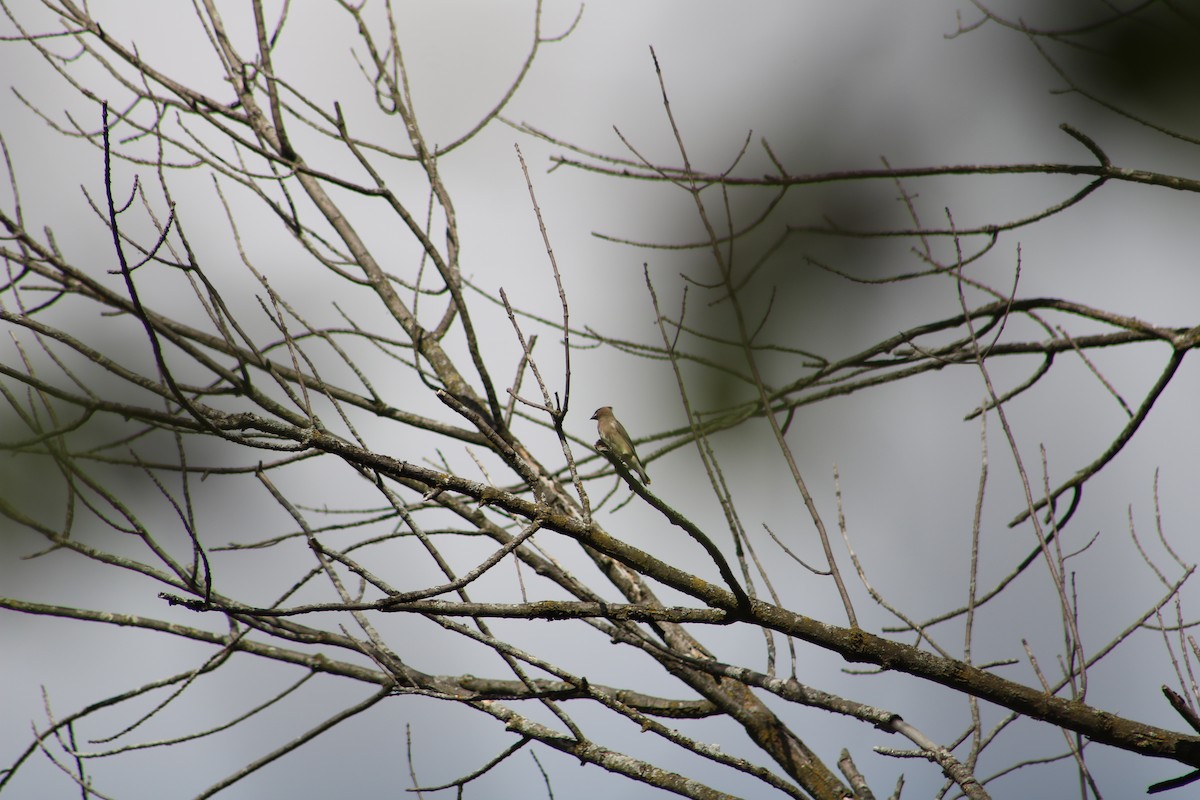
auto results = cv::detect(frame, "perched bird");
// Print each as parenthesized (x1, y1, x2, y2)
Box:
(591, 406, 650, 484)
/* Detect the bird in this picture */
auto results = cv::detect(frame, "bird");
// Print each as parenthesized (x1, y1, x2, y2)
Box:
(591, 406, 650, 484)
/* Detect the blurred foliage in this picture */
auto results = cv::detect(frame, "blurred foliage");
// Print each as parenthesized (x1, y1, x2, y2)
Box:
(1077, 1, 1200, 104)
